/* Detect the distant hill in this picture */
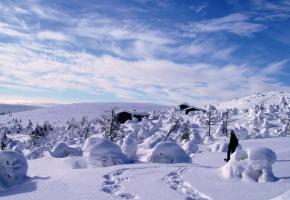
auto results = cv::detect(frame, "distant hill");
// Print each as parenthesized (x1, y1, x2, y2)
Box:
(0, 102, 170, 126)
(217, 91, 290, 110)
(0, 104, 41, 115)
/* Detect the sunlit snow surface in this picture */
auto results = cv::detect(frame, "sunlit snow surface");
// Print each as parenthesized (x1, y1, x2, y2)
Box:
(0, 92, 290, 200)
(0, 138, 289, 200)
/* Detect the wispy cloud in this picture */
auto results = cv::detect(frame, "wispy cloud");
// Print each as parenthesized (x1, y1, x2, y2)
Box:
(0, 0, 289, 106)
(37, 31, 72, 42)
(251, 0, 290, 20)
(189, 13, 265, 36)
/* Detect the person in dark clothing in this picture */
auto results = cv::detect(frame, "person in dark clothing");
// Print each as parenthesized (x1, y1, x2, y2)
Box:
(224, 130, 239, 162)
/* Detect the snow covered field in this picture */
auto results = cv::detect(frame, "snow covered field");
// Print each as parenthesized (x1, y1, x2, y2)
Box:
(0, 91, 290, 200)
(1, 137, 290, 200)
(0, 102, 169, 126)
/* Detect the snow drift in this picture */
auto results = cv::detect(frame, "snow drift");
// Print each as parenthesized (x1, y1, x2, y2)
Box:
(182, 140, 199, 155)
(50, 143, 83, 158)
(210, 141, 228, 152)
(148, 142, 191, 164)
(83, 136, 129, 167)
(221, 147, 278, 182)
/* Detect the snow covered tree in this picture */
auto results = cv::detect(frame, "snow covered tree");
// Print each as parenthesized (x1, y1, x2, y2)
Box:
(202, 105, 219, 138)
(280, 96, 287, 108)
(180, 120, 191, 141)
(0, 132, 7, 150)
(29, 121, 53, 148)
(164, 118, 180, 141)
(221, 110, 230, 136)
(98, 108, 120, 142)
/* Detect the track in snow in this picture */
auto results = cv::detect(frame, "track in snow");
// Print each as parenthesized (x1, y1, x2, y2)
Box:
(102, 168, 138, 199)
(163, 167, 211, 200)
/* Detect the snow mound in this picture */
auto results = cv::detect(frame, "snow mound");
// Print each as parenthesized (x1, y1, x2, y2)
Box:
(210, 141, 228, 152)
(247, 147, 277, 164)
(182, 140, 199, 155)
(0, 151, 28, 190)
(51, 143, 83, 158)
(148, 142, 191, 164)
(83, 136, 129, 167)
(26, 146, 50, 160)
(221, 147, 278, 182)
(140, 132, 171, 149)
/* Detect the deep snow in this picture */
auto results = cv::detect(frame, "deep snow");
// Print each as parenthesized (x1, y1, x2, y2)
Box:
(0, 91, 290, 200)
(0, 137, 290, 200)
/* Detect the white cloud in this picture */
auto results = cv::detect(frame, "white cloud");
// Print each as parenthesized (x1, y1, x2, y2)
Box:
(251, 0, 290, 20)
(190, 13, 265, 36)
(261, 60, 289, 75)
(37, 31, 72, 42)
(0, 0, 288, 106)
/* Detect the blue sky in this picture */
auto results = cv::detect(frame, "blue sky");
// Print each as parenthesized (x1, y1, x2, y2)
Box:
(0, 0, 290, 105)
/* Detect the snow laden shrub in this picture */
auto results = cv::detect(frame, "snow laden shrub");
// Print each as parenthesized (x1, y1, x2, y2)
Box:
(189, 129, 202, 144)
(148, 142, 191, 164)
(182, 140, 199, 155)
(203, 136, 214, 144)
(221, 147, 278, 182)
(138, 127, 151, 140)
(139, 132, 169, 149)
(234, 126, 249, 140)
(83, 136, 129, 167)
(231, 108, 239, 115)
(121, 132, 137, 160)
(29, 121, 53, 148)
(0, 151, 28, 190)
(210, 141, 228, 152)
(278, 124, 289, 137)
(26, 146, 50, 160)
(50, 143, 83, 158)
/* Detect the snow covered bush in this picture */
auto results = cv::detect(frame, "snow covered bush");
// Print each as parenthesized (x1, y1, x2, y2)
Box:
(139, 132, 168, 149)
(210, 141, 228, 152)
(148, 142, 191, 164)
(121, 132, 137, 160)
(247, 147, 277, 164)
(138, 127, 150, 139)
(0, 151, 28, 190)
(221, 147, 278, 182)
(50, 143, 83, 158)
(234, 126, 249, 140)
(203, 136, 214, 144)
(182, 140, 199, 155)
(26, 146, 50, 160)
(83, 136, 129, 167)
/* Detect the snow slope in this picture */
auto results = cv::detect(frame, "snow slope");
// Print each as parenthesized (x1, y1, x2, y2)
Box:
(0, 102, 169, 126)
(217, 91, 290, 110)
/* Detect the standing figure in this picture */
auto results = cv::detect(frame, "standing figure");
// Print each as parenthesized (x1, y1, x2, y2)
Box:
(224, 130, 238, 162)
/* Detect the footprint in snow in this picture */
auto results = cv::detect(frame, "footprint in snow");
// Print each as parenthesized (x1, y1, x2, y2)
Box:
(163, 167, 211, 200)
(102, 168, 138, 199)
